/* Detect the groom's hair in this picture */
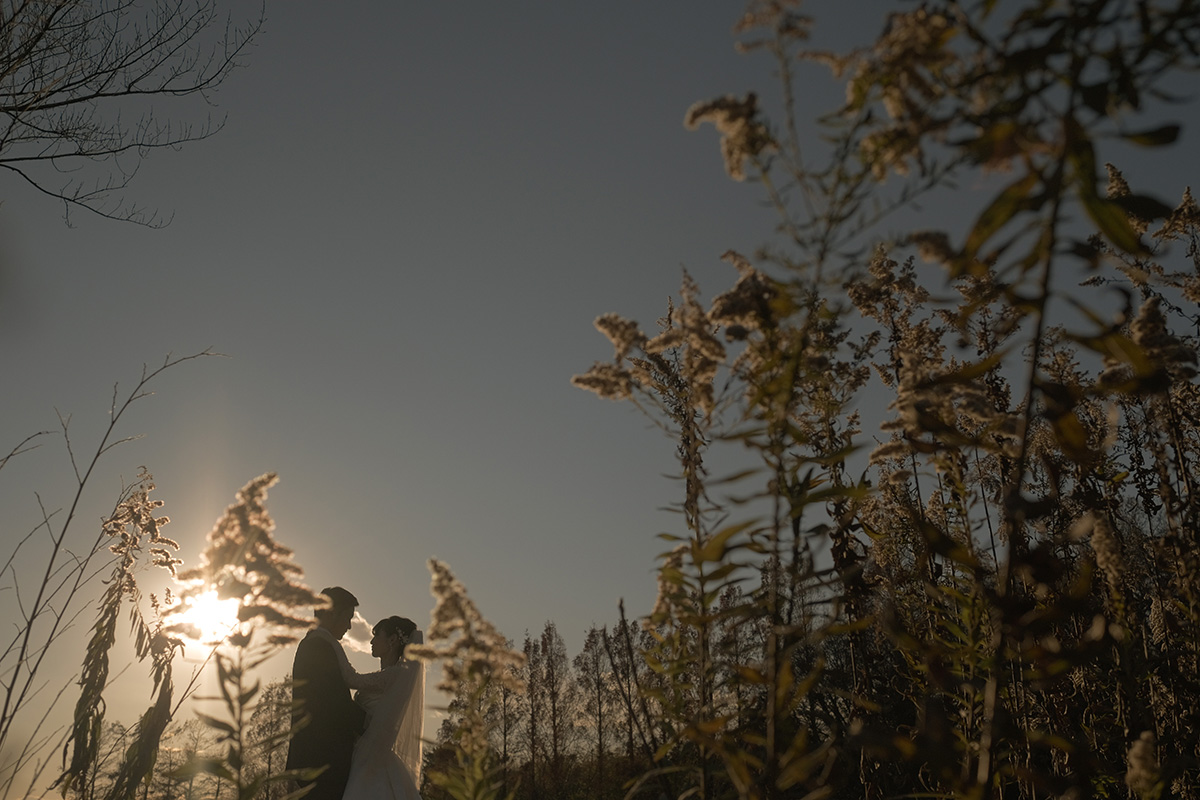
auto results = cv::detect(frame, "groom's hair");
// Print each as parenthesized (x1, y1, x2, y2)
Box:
(374, 616, 417, 641)
(314, 586, 358, 623)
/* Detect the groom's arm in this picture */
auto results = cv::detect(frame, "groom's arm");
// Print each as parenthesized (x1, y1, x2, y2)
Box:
(324, 636, 394, 696)
(320, 641, 368, 735)
(295, 638, 366, 736)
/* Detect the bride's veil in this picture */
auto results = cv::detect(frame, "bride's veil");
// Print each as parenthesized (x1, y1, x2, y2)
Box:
(396, 629, 426, 784)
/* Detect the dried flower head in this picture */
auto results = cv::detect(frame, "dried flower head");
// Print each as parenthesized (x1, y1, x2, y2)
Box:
(104, 470, 178, 585)
(684, 93, 773, 181)
(571, 362, 634, 401)
(1131, 295, 1197, 381)
(1125, 731, 1160, 798)
(709, 250, 779, 335)
(169, 473, 323, 644)
(860, 126, 920, 180)
(1148, 596, 1168, 647)
(1154, 186, 1200, 240)
(406, 559, 525, 695)
(1106, 164, 1150, 234)
(734, 0, 811, 45)
(842, 7, 959, 178)
(1086, 512, 1124, 600)
(644, 327, 685, 354)
(909, 231, 955, 265)
(1106, 163, 1132, 199)
(594, 313, 646, 360)
(874, 8, 955, 90)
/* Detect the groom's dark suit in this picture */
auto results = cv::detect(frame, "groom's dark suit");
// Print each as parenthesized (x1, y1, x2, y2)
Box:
(286, 628, 367, 800)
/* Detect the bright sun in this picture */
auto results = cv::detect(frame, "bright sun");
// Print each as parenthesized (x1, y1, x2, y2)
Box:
(174, 590, 241, 644)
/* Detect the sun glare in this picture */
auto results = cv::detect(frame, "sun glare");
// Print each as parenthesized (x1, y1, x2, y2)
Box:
(175, 590, 241, 644)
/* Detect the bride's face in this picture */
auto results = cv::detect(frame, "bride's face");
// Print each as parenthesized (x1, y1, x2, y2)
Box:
(370, 628, 401, 660)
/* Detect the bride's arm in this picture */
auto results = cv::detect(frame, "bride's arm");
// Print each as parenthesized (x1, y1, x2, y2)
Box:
(349, 667, 393, 694)
(334, 646, 393, 693)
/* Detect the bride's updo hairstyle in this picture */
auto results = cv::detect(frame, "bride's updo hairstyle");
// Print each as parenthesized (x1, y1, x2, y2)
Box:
(374, 615, 417, 646)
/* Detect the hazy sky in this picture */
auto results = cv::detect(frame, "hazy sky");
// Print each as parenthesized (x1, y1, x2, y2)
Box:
(2, 0, 1198, 767)
(0, 1, 806, 734)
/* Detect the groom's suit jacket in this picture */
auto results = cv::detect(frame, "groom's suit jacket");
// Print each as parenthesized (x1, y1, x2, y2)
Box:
(286, 627, 367, 800)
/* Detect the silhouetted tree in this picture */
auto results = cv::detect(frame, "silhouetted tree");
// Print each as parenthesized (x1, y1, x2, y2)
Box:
(574, 626, 615, 797)
(489, 641, 522, 797)
(520, 633, 544, 800)
(0, 0, 263, 224)
(247, 678, 291, 800)
(538, 621, 576, 796)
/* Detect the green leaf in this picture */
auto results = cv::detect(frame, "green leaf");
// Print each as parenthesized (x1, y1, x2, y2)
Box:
(1079, 192, 1145, 254)
(691, 716, 732, 735)
(713, 467, 761, 485)
(705, 562, 741, 583)
(1121, 123, 1181, 146)
(697, 521, 754, 564)
(170, 756, 235, 782)
(1066, 117, 1099, 196)
(1113, 193, 1174, 220)
(239, 679, 261, 706)
(238, 776, 267, 800)
(194, 711, 236, 737)
(1052, 411, 1094, 464)
(963, 171, 1039, 263)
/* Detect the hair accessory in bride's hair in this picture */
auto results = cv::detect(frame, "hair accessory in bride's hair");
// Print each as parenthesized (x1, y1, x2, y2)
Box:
(397, 629, 423, 658)
(372, 618, 420, 652)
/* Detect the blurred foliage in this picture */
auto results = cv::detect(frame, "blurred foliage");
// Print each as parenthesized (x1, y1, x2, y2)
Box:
(569, 1, 1200, 798)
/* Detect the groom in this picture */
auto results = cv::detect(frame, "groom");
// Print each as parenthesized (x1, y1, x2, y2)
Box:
(286, 586, 367, 800)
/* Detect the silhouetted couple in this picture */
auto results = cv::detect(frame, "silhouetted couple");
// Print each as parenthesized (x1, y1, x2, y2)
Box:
(285, 587, 425, 800)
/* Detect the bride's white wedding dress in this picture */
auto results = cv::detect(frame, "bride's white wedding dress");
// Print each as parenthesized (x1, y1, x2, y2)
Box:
(338, 637, 425, 800)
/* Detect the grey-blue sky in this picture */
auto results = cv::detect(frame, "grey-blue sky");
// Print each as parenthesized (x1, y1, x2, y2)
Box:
(0, 1, 797, 729)
(3, 0, 1199, 761)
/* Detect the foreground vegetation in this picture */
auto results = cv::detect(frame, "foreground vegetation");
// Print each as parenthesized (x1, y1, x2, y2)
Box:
(5, 1, 1200, 799)
(561, 1, 1200, 798)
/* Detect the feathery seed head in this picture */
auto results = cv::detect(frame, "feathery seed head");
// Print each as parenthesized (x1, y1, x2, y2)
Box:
(572, 362, 634, 400)
(1155, 186, 1200, 240)
(169, 473, 322, 644)
(1125, 731, 1160, 798)
(594, 313, 646, 360)
(684, 93, 773, 181)
(406, 559, 525, 694)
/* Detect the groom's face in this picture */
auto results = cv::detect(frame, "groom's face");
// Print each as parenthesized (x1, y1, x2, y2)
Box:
(330, 605, 355, 640)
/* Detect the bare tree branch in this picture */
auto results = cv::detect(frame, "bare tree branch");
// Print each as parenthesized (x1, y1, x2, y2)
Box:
(0, 0, 264, 225)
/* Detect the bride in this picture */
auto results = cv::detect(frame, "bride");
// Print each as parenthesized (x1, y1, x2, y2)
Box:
(339, 616, 425, 800)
